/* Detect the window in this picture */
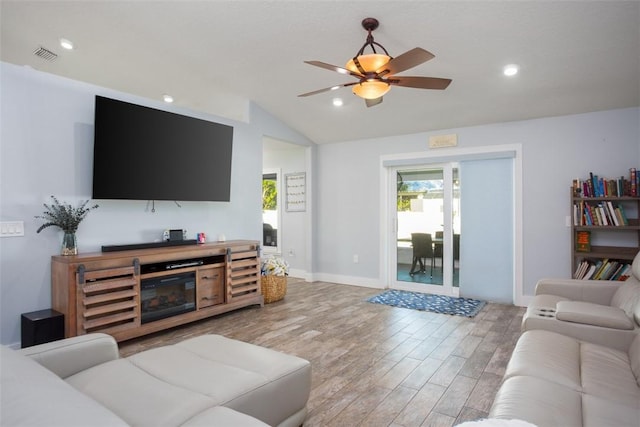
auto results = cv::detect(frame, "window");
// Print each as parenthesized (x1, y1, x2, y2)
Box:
(262, 169, 281, 254)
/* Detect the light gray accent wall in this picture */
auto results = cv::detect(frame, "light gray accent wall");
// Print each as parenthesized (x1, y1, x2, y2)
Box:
(315, 107, 639, 297)
(0, 63, 306, 346)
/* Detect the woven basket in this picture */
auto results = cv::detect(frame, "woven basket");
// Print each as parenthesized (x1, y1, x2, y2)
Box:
(262, 275, 287, 303)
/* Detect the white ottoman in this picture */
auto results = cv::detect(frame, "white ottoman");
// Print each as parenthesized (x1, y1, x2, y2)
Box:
(67, 334, 311, 427)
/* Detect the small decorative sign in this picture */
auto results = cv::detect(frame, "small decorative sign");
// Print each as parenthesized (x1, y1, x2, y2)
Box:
(429, 134, 458, 148)
(285, 172, 306, 212)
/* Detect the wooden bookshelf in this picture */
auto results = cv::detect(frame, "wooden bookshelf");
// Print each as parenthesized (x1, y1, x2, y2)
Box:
(571, 188, 640, 280)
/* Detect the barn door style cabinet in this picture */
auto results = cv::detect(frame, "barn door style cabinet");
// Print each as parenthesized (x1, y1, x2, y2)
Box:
(51, 240, 262, 342)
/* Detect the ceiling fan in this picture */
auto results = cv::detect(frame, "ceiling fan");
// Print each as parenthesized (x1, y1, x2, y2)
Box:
(299, 18, 452, 107)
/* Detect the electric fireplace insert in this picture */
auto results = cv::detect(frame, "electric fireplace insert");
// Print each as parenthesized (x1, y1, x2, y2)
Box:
(140, 271, 196, 324)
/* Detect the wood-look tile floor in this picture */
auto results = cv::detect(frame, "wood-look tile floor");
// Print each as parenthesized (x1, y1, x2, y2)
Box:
(119, 279, 525, 427)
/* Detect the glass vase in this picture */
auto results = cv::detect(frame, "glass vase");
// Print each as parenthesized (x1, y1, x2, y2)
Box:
(61, 231, 78, 256)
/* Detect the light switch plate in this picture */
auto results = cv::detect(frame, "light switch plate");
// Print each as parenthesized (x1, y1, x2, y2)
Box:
(0, 221, 25, 237)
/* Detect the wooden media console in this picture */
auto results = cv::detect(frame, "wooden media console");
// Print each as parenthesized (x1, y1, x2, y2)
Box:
(51, 240, 262, 342)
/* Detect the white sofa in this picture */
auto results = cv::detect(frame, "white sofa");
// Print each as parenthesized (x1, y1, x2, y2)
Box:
(1, 333, 311, 427)
(522, 252, 640, 350)
(490, 329, 640, 426)
(489, 251, 640, 426)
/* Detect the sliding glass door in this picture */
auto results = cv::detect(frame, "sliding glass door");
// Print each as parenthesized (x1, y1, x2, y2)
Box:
(391, 164, 460, 295)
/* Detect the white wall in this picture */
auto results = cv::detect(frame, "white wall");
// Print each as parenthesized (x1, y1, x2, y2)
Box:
(314, 108, 640, 299)
(1, 61, 638, 345)
(0, 62, 310, 346)
(263, 142, 308, 277)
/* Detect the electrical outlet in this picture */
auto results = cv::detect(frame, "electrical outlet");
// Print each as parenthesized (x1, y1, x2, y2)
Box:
(0, 221, 25, 237)
(353, 254, 359, 263)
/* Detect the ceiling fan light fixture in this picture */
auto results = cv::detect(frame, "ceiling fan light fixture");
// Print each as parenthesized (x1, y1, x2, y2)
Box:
(345, 53, 390, 74)
(352, 80, 390, 100)
(299, 17, 451, 105)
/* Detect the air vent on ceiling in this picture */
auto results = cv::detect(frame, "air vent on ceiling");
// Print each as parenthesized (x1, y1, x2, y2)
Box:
(34, 46, 58, 61)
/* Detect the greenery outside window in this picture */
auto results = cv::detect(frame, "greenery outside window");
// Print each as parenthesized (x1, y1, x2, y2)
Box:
(262, 169, 281, 254)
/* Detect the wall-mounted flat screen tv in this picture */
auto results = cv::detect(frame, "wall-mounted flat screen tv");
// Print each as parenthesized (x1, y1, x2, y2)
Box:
(92, 96, 233, 202)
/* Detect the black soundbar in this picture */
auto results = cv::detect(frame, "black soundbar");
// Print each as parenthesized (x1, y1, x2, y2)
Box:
(102, 240, 198, 252)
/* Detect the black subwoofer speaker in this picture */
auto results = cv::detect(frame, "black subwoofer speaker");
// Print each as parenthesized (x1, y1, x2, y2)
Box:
(21, 309, 64, 348)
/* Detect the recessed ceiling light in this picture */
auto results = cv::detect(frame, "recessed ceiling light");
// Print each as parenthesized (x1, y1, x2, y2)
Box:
(163, 94, 174, 103)
(332, 98, 343, 107)
(59, 38, 74, 50)
(503, 64, 519, 76)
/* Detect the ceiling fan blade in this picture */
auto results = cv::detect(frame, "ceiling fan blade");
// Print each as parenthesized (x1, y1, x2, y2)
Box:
(376, 47, 435, 76)
(304, 60, 364, 78)
(389, 76, 452, 90)
(365, 97, 383, 108)
(298, 82, 357, 97)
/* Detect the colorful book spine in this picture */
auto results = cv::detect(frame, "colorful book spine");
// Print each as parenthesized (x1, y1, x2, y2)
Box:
(575, 231, 591, 252)
(577, 170, 639, 197)
(575, 259, 632, 281)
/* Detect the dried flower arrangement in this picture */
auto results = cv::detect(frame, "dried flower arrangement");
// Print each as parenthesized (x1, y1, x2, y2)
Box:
(35, 196, 99, 233)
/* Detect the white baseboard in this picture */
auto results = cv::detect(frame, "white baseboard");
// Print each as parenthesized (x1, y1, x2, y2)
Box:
(312, 273, 386, 289)
(288, 268, 305, 279)
(287, 270, 385, 288)
(289, 269, 533, 307)
(515, 294, 533, 307)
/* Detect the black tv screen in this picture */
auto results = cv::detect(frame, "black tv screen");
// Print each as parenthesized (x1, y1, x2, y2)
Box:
(92, 96, 233, 202)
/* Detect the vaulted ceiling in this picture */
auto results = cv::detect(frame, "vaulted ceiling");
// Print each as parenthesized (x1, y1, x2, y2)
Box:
(2, 1, 638, 144)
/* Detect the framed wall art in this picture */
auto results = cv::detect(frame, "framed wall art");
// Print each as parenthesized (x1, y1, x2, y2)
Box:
(285, 172, 306, 212)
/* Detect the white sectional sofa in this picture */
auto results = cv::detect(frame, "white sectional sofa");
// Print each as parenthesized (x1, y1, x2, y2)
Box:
(490, 329, 640, 426)
(1, 333, 311, 427)
(521, 252, 640, 351)
(489, 251, 640, 426)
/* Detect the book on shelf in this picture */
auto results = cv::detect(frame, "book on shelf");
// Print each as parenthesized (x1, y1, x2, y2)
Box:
(600, 261, 621, 280)
(573, 200, 629, 226)
(573, 260, 588, 279)
(606, 201, 619, 226)
(617, 207, 629, 225)
(573, 258, 632, 281)
(575, 231, 591, 252)
(592, 259, 610, 280)
(583, 264, 597, 280)
(574, 168, 639, 198)
(609, 263, 628, 281)
(616, 264, 632, 281)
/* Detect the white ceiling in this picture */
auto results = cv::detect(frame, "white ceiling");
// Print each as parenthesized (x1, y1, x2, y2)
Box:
(1, 1, 639, 144)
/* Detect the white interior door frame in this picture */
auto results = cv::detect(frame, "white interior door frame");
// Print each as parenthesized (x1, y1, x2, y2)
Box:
(379, 144, 524, 305)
